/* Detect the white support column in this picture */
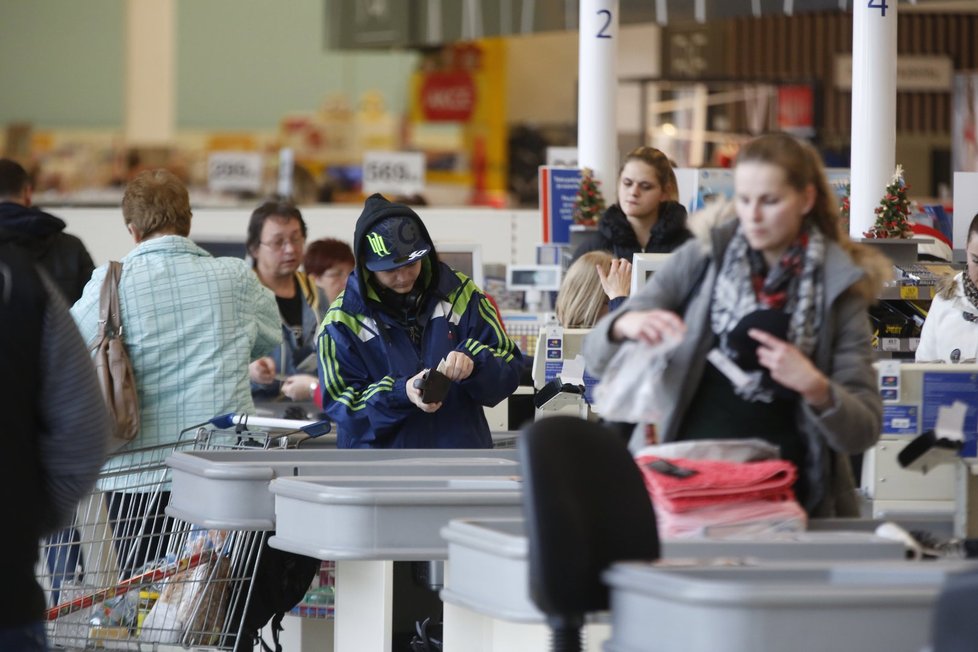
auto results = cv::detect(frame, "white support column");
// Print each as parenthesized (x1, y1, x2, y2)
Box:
(333, 560, 394, 652)
(125, 0, 175, 145)
(578, 0, 620, 194)
(690, 83, 709, 167)
(849, 1, 898, 238)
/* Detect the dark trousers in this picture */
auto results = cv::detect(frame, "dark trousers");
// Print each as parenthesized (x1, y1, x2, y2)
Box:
(0, 621, 47, 652)
(106, 491, 172, 579)
(44, 527, 83, 604)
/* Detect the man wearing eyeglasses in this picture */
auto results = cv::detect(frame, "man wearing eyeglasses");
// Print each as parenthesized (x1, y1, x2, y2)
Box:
(246, 200, 328, 404)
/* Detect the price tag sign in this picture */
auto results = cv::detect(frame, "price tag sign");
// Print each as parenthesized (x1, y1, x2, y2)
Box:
(362, 151, 425, 196)
(881, 337, 901, 352)
(899, 285, 919, 300)
(208, 152, 263, 193)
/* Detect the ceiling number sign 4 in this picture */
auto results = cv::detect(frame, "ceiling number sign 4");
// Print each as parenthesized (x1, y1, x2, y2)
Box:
(868, 0, 889, 17)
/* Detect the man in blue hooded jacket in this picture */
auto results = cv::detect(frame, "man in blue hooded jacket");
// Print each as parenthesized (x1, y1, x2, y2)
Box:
(317, 193, 522, 448)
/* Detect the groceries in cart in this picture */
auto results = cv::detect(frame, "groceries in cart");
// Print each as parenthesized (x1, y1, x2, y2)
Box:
(39, 416, 309, 651)
(45, 523, 245, 647)
(138, 528, 231, 645)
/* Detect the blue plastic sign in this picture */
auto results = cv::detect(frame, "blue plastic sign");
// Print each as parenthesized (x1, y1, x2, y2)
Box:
(922, 371, 978, 456)
(539, 166, 582, 244)
(882, 405, 919, 435)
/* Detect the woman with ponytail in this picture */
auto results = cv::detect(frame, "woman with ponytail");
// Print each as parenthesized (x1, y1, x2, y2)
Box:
(584, 133, 890, 516)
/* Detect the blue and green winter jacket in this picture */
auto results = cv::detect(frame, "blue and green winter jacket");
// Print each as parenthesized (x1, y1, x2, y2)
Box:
(317, 203, 522, 448)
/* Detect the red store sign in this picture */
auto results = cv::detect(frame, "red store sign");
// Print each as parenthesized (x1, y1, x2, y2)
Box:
(420, 71, 476, 122)
(777, 85, 815, 137)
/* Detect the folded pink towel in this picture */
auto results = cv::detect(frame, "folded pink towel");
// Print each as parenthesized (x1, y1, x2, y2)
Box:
(635, 455, 797, 513)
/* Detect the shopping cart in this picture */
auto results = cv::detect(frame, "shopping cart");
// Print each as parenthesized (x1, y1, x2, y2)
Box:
(38, 414, 331, 651)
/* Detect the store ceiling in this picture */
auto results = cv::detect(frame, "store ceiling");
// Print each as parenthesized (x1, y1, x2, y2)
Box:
(325, 0, 978, 50)
(620, 0, 978, 24)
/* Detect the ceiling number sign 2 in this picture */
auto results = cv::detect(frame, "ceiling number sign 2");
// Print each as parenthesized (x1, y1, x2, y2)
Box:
(596, 9, 612, 39)
(868, 0, 888, 17)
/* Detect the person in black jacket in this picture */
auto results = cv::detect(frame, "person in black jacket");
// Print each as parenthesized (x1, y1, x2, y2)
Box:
(573, 146, 692, 262)
(0, 159, 95, 303)
(0, 248, 107, 652)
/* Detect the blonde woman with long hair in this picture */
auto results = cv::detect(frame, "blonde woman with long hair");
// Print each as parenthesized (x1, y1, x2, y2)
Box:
(556, 251, 631, 328)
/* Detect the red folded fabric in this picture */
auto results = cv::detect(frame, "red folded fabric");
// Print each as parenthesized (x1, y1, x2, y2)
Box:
(635, 455, 797, 514)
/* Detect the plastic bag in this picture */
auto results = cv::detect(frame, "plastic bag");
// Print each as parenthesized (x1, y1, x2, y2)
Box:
(140, 529, 231, 645)
(593, 338, 680, 423)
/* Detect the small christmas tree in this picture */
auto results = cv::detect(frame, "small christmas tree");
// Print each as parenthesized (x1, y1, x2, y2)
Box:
(572, 167, 606, 226)
(863, 165, 914, 239)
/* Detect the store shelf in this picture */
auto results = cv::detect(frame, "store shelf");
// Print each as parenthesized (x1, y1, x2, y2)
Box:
(873, 337, 919, 353)
(878, 284, 939, 301)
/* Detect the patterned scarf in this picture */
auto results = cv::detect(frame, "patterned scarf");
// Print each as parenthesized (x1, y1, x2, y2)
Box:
(711, 224, 826, 402)
(963, 273, 978, 323)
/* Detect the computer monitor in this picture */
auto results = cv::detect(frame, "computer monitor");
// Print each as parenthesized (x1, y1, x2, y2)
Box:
(507, 264, 562, 312)
(506, 264, 563, 292)
(536, 243, 571, 268)
(437, 243, 484, 290)
(630, 253, 672, 296)
(193, 239, 248, 259)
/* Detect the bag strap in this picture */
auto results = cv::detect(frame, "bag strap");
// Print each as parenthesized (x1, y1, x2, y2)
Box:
(257, 613, 285, 652)
(98, 261, 123, 339)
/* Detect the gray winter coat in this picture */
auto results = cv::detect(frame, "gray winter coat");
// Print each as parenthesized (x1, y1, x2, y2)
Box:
(583, 219, 882, 516)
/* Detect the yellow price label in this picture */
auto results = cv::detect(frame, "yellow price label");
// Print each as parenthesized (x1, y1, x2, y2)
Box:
(899, 286, 919, 300)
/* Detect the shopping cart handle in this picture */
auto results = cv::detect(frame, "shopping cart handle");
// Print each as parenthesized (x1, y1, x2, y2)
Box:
(300, 419, 332, 438)
(209, 413, 237, 429)
(208, 413, 331, 435)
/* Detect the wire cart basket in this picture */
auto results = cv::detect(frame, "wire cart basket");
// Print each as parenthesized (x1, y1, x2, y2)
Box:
(39, 413, 331, 651)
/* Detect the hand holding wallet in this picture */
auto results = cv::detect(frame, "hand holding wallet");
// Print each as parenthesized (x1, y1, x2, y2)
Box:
(412, 360, 453, 404)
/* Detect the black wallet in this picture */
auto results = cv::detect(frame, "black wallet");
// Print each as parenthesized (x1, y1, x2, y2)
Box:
(412, 368, 452, 404)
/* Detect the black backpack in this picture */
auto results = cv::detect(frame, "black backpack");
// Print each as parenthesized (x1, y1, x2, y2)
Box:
(228, 531, 320, 652)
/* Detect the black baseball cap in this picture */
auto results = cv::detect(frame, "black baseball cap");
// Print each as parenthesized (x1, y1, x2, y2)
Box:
(363, 214, 431, 272)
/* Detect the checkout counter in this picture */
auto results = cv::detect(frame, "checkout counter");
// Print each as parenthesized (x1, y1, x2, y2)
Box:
(862, 362, 978, 533)
(163, 354, 978, 652)
(531, 326, 597, 419)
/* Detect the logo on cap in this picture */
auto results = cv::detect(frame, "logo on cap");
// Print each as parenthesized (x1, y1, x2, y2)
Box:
(366, 232, 391, 257)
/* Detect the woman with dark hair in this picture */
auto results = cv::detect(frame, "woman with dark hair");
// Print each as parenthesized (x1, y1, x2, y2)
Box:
(916, 212, 978, 363)
(303, 237, 354, 305)
(572, 146, 691, 262)
(584, 133, 890, 516)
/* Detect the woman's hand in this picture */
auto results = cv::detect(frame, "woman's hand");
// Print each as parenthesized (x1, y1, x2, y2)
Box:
(611, 309, 686, 345)
(407, 368, 443, 413)
(597, 258, 632, 300)
(249, 356, 276, 384)
(748, 328, 833, 409)
(281, 374, 318, 401)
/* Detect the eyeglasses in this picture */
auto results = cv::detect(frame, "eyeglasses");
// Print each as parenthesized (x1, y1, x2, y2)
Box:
(259, 235, 305, 252)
